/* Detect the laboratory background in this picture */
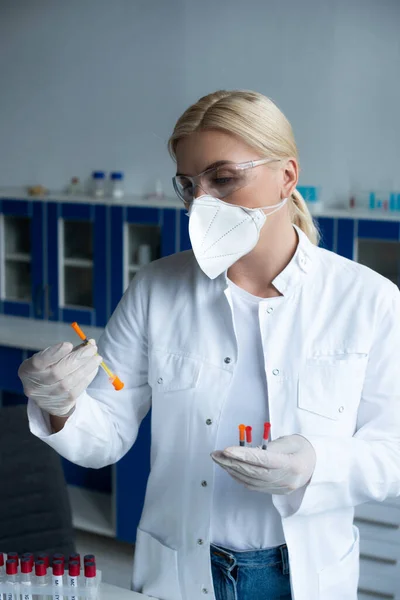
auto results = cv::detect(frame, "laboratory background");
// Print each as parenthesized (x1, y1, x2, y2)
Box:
(0, 0, 399, 598)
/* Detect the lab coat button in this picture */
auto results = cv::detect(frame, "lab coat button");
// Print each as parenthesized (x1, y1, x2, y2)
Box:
(339, 406, 344, 413)
(201, 480, 208, 487)
(267, 307, 274, 314)
(157, 377, 163, 384)
(206, 419, 212, 425)
(272, 369, 280, 376)
(202, 588, 209, 594)
(197, 539, 204, 545)
(224, 357, 231, 364)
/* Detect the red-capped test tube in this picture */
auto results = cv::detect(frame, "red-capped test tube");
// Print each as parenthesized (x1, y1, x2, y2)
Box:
(36, 554, 50, 569)
(245, 426, 252, 446)
(22, 553, 34, 567)
(262, 422, 271, 449)
(21, 557, 33, 600)
(35, 559, 48, 587)
(83, 554, 95, 565)
(52, 560, 65, 596)
(0, 551, 4, 577)
(7, 552, 19, 566)
(69, 553, 81, 567)
(84, 561, 97, 588)
(69, 560, 80, 600)
(238, 424, 246, 447)
(6, 559, 18, 594)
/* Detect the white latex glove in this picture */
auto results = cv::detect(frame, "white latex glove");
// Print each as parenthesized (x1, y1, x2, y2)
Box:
(211, 434, 316, 496)
(18, 340, 103, 416)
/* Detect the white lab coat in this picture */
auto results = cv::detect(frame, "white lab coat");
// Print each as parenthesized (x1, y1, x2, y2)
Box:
(29, 226, 400, 600)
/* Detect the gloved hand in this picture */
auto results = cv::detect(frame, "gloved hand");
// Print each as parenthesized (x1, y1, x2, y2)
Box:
(18, 340, 103, 417)
(211, 434, 316, 495)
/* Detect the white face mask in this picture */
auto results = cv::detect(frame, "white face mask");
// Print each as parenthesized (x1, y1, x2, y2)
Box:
(188, 194, 288, 279)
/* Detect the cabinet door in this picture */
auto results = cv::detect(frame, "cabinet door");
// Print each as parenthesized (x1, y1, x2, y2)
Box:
(336, 218, 356, 259)
(355, 220, 400, 287)
(47, 202, 108, 327)
(0, 345, 25, 394)
(315, 217, 335, 251)
(0, 199, 45, 319)
(115, 412, 151, 543)
(179, 207, 191, 252)
(110, 206, 177, 315)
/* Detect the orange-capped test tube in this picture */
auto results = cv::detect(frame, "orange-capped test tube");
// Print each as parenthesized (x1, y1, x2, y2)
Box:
(71, 322, 124, 391)
(245, 426, 252, 446)
(238, 424, 246, 447)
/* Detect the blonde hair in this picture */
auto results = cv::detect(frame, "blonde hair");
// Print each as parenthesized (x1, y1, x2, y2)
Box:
(168, 90, 319, 245)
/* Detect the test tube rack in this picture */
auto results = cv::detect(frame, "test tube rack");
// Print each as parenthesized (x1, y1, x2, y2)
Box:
(0, 569, 101, 598)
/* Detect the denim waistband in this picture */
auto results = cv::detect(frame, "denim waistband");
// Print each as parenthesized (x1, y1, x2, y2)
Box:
(210, 543, 290, 575)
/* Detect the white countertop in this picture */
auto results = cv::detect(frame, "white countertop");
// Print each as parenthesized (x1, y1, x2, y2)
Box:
(101, 582, 154, 599)
(0, 187, 182, 209)
(1, 188, 400, 221)
(0, 314, 104, 351)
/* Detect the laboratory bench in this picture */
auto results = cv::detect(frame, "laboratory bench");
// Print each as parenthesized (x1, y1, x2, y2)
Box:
(100, 583, 153, 599)
(1, 190, 400, 598)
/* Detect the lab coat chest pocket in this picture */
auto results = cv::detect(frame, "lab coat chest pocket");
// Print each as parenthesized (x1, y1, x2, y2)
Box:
(149, 350, 201, 394)
(298, 354, 367, 422)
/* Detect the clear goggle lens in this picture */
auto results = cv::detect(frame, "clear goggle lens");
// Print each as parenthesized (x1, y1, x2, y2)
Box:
(173, 164, 252, 206)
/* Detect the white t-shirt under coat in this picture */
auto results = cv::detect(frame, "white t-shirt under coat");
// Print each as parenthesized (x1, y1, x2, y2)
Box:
(210, 279, 286, 551)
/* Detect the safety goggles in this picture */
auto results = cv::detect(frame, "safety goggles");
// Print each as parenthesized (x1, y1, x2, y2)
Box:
(172, 157, 281, 206)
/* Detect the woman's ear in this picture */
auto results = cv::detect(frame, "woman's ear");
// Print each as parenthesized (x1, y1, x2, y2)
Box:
(281, 158, 299, 198)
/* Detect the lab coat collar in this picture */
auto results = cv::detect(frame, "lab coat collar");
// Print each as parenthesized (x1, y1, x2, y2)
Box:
(219, 223, 317, 298)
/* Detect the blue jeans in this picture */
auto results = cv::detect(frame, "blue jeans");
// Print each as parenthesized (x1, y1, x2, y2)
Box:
(211, 543, 292, 600)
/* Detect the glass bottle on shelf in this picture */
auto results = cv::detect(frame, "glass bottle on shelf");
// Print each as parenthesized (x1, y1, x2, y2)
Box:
(91, 171, 106, 198)
(110, 172, 124, 199)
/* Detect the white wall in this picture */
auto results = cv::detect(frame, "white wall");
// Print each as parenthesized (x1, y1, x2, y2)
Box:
(0, 0, 399, 205)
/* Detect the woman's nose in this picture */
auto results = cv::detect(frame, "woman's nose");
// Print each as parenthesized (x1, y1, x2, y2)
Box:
(193, 183, 208, 199)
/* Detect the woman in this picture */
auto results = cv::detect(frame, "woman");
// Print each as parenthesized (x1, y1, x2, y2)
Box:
(19, 90, 400, 600)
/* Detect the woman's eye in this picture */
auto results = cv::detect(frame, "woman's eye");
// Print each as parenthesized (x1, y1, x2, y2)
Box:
(213, 177, 232, 185)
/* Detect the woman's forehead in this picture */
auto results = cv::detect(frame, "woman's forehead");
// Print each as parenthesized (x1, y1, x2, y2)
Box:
(175, 130, 256, 175)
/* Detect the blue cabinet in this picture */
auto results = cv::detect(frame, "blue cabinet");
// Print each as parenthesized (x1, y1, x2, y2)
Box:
(0, 199, 46, 319)
(110, 205, 177, 314)
(47, 202, 108, 327)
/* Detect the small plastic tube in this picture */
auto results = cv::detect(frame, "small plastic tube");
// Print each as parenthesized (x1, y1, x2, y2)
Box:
(0, 552, 5, 592)
(51, 554, 64, 566)
(36, 555, 50, 569)
(245, 426, 252, 446)
(6, 559, 18, 600)
(84, 562, 96, 588)
(35, 560, 49, 600)
(22, 553, 34, 567)
(21, 557, 33, 600)
(52, 560, 64, 600)
(68, 554, 80, 567)
(83, 555, 95, 565)
(68, 561, 80, 600)
(262, 422, 271, 450)
(7, 553, 19, 566)
(238, 424, 246, 447)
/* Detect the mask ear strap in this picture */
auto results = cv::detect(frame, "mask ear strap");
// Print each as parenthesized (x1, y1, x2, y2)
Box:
(261, 196, 288, 215)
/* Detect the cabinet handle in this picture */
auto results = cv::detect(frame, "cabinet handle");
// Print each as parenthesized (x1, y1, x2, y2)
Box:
(355, 517, 400, 530)
(44, 283, 53, 319)
(360, 552, 397, 566)
(358, 587, 395, 599)
(34, 285, 43, 316)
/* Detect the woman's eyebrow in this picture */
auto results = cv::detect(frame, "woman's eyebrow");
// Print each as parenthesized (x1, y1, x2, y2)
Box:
(176, 160, 235, 177)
